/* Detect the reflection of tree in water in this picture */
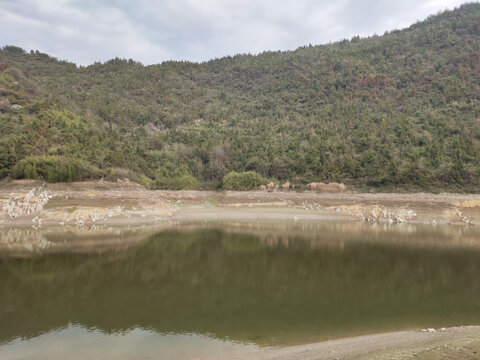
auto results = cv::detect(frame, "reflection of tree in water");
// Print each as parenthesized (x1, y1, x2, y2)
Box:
(1, 226, 480, 347)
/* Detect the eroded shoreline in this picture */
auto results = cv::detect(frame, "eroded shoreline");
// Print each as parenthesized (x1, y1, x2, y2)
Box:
(1, 180, 480, 228)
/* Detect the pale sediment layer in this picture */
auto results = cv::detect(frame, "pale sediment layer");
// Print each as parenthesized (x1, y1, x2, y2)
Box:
(1, 180, 480, 227)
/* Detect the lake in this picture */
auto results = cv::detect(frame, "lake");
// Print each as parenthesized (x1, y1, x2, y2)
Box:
(1, 220, 479, 359)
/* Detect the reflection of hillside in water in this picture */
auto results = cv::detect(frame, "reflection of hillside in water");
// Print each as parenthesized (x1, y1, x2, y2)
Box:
(1, 221, 479, 256)
(180, 220, 480, 250)
(1, 223, 480, 347)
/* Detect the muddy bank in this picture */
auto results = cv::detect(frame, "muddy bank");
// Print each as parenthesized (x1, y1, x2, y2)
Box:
(212, 326, 480, 360)
(1, 180, 480, 227)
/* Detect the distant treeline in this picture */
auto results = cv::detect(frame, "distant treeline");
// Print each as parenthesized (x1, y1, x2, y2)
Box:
(0, 3, 479, 191)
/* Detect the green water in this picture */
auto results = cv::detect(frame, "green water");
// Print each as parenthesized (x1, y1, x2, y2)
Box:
(1, 221, 480, 359)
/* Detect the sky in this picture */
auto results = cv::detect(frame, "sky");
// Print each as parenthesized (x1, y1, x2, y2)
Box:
(0, 0, 474, 66)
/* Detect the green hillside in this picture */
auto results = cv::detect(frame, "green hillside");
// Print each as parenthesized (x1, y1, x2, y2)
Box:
(0, 3, 479, 191)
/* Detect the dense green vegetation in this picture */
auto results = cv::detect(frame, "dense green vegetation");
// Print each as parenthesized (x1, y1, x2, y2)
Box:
(0, 3, 479, 191)
(11, 155, 83, 182)
(223, 171, 269, 190)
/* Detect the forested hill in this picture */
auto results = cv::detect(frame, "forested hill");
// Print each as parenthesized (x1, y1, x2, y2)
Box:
(0, 3, 479, 191)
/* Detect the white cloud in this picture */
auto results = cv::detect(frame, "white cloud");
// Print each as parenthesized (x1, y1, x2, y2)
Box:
(0, 0, 473, 65)
(423, 0, 467, 9)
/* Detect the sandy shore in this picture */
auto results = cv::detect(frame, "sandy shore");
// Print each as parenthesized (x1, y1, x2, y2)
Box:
(1, 179, 480, 227)
(213, 326, 480, 360)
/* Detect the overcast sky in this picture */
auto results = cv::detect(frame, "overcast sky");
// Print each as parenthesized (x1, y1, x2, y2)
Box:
(0, 0, 473, 66)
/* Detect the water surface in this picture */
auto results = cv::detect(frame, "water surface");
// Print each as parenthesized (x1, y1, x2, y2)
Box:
(1, 221, 479, 359)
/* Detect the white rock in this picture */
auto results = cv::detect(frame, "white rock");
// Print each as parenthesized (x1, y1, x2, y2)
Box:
(405, 209, 417, 218)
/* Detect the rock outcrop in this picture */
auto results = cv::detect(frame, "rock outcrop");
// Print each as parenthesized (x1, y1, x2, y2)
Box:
(1, 188, 53, 218)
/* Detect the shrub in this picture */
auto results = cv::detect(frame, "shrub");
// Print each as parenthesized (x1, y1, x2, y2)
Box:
(138, 175, 155, 189)
(12, 155, 81, 182)
(174, 175, 201, 190)
(76, 162, 104, 180)
(222, 171, 268, 190)
(11, 156, 103, 182)
(105, 167, 139, 182)
(154, 174, 201, 190)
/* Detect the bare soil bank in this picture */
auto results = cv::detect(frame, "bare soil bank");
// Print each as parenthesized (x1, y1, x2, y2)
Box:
(214, 326, 480, 360)
(1, 179, 480, 227)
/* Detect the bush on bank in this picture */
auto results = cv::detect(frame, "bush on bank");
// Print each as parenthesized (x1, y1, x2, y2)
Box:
(12, 155, 82, 182)
(154, 174, 201, 190)
(222, 171, 268, 190)
(11, 155, 106, 182)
